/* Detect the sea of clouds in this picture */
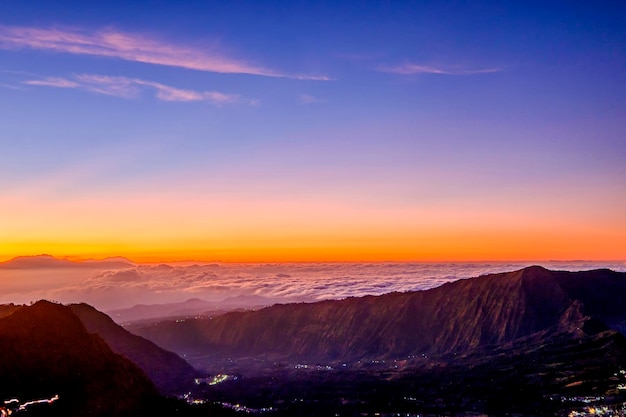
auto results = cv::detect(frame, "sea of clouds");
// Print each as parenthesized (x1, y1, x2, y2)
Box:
(1, 260, 625, 311)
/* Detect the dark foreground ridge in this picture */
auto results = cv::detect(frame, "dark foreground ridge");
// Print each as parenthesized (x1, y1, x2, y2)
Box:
(0, 301, 159, 416)
(0, 301, 236, 417)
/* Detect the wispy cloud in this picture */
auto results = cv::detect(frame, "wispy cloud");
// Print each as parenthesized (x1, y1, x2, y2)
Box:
(299, 94, 326, 104)
(0, 25, 329, 80)
(379, 63, 501, 75)
(72, 74, 139, 98)
(24, 74, 253, 104)
(25, 77, 80, 88)
(0, 82, 28, 90)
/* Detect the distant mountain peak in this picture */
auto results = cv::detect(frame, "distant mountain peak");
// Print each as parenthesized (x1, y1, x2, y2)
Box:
(84, 256, 135, 263)
(14, 253, 55, 259)
(184, 297, 207, 303)
(0, 254, 134, 269)
(521, 264, 550, 273)
(0, 254, 74, 269)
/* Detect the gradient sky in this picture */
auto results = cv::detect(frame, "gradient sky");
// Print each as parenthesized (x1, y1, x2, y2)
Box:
(0, 0, 625, 262)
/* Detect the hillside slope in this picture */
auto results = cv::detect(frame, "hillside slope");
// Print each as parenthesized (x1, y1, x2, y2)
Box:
(0, 301, 159, 416)
(129, 266, 626, 362)
(69, 303, 197, 394)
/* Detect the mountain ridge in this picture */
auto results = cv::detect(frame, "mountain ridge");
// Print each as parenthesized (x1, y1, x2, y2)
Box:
(128, 266, 626, 364)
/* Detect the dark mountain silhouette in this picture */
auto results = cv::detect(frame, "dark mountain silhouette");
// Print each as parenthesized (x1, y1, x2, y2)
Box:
(108, 295, 280, 324)
(129, 266, 626, 363)
(108, 298, 216, 323)
(69, 303, 197, 394)
(0, 301, 160, 416)
(0, 302, 20, 318)
(0, 254, 134, 269)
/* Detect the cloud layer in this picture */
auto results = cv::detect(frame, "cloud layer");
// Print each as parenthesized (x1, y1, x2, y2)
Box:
(0, 25, 328, 80)
(1, 261, 624, 311)
(24, 74, 253, 104)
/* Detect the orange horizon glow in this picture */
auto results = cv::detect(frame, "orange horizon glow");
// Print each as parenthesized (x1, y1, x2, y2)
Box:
(1, 229, 624, 265)
(1, 189, 624, 264)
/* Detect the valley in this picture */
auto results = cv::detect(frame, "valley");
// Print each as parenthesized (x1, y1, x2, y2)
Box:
(4, 266, 626, 416)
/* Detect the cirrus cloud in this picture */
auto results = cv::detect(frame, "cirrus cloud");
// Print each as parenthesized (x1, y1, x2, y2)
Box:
(24, 73, 255, 104)
(0, 25, 329, 80)
(379, 63, 501, 75)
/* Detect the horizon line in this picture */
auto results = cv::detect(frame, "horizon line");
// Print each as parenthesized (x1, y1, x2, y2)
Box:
(1, 253, 624, 265)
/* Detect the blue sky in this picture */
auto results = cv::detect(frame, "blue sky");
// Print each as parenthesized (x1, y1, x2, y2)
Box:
(0, 0, 625, 261)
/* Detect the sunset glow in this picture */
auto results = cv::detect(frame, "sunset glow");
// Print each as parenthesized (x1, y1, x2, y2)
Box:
(1, 2, 624, 263)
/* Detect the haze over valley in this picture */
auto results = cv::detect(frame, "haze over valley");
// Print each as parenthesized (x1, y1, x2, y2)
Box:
(1, 255, 625, 315)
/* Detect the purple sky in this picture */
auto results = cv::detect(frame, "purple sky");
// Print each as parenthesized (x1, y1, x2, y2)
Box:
(0, 1, 625, 262)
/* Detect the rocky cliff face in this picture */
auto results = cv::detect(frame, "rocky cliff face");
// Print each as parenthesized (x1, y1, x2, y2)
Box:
(130, 266, 626, 362)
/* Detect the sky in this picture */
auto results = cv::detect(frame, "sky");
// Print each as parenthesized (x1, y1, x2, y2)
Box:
(0, 0, 625, 262)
